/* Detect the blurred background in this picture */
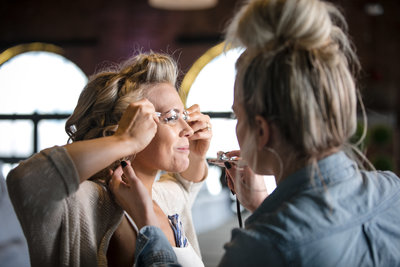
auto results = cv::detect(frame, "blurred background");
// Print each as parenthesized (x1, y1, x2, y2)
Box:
(1, 0, 399, 266)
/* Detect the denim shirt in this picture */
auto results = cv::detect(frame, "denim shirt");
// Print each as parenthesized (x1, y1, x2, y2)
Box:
(135, 226, 180, 267)
(220, 151, 400, 266)
(135, 152, 400, 267)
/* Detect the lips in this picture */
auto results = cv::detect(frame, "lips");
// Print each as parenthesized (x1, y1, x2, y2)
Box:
(176, 146, 190, 152)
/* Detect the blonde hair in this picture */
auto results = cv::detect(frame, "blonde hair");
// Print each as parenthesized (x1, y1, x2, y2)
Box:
(66, 52, 178, 142)
(226, 0, 362, 163)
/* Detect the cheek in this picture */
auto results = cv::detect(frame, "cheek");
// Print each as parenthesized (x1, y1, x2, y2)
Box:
(137, 131, 171, 165)
(152, 130, 175, 161)
(145, 127, 189, 172)
(236, 120, 257, 169)
(236, 119, 245, 148)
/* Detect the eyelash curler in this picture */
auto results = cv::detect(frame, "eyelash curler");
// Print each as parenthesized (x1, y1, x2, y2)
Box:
(207, 151, 241, 168)
(207, 151, 243, 228)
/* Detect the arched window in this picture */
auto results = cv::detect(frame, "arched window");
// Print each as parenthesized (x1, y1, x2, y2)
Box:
(0, 43, 88, 177)
(180, 42, 243, 196)
(181, 42, 276, 233)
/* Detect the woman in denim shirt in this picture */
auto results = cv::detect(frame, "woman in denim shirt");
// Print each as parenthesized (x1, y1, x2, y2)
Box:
(111, 0, 400, 266)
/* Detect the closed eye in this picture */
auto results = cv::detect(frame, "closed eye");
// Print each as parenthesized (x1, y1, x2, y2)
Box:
(158, 109, 182, 124)
(164, 113, 179, 123)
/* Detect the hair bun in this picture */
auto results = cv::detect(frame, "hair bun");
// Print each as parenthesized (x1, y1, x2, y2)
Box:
(226, 0, 338, 51)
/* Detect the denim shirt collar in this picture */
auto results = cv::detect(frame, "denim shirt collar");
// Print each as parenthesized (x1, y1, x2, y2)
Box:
(246, 151, 358, 226)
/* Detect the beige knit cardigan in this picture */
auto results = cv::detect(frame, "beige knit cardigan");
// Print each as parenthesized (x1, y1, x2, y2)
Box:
(7, 146, 204, 267)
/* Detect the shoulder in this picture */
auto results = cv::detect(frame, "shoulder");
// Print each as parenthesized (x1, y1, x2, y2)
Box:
(153, 174, 186, 214)
(363, 169, 400, 186)
(76, 180, 121, 212)
(153, 173, 187, 199)
(7, 146, 79, 195)
(359, 169, 400, 204)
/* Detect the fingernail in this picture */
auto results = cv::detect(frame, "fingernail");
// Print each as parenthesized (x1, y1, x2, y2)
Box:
(121, 161, 127, 168)
(224, 161, 232, 169)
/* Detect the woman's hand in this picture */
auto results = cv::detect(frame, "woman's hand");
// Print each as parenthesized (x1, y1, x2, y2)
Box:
(65, 99, 159, 182)
(224, 150, 269, 212)
(109, 161, 159, 229)
(185, 104, 212, 159)
(114, 98, 159, 154)
(180, 104, 212, 182)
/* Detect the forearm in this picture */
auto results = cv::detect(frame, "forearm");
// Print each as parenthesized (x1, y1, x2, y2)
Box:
(180, 154, 208, 183)
(65, 135, 138, 182)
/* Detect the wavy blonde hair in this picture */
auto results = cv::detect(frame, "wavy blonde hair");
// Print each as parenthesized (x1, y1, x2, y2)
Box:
(65, 52, 178, 182)
(66, 52, 178, 142)
(225, 0, 363, 165)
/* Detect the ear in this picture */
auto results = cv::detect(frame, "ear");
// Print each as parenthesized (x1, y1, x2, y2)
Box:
(254, 115, 269, 150)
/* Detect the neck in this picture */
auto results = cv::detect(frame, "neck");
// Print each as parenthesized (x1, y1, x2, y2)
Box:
(131, 160, 159, 196)
(278, 147, 340, 185)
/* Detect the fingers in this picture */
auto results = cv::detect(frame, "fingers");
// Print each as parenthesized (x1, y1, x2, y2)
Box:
(225, 150, 240, 158)
(109, 166, 123, 195)
(120, 160, 138, 185)
(185, 104, 200, 115)
(225, 162, 252, 193)
(111, 160, 139, 187)
(186, 104, 212, 140)
(119, 99, 156, 130)
(109, 163, 129, 192)
(115, 98, 159, 153)
(190, 126, 212, 140)
(188, 119, 211, 133)
(112, 161, 160, 228)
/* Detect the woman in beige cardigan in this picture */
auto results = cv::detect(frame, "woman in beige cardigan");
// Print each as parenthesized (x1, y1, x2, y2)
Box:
(7, 52, 211, 267)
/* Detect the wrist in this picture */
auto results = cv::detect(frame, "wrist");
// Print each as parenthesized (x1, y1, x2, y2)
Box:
(112, 135, 141, 156)
(249, 192, 268, 212)
(189, 152, 207, 162)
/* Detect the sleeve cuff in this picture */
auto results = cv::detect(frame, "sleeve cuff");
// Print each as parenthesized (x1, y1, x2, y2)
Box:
(135, 226, 179, 266)
(46, 146, 80, 195)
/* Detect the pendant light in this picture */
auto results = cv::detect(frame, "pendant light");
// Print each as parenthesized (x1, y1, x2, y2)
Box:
(148, 0, 218, 10)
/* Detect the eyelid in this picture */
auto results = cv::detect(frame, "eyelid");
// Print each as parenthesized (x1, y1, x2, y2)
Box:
(156, 109, 188, 124)
(156, 109, 187, 117)
(155, 110, 175, 121)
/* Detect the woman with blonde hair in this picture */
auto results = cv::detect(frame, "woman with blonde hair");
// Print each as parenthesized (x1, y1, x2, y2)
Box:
(110, 0, 400, 266)
(7, 52, 210, 267)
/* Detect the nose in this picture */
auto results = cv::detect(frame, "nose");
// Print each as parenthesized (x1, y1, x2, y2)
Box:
(179, 118, 194, 138)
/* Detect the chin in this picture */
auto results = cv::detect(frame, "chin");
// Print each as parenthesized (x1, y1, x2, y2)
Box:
(165, 159, 190, 173)
(176, 161, 190, 173)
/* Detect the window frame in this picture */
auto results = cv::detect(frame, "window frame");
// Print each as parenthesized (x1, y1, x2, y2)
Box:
(0, 43, 80, 164)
